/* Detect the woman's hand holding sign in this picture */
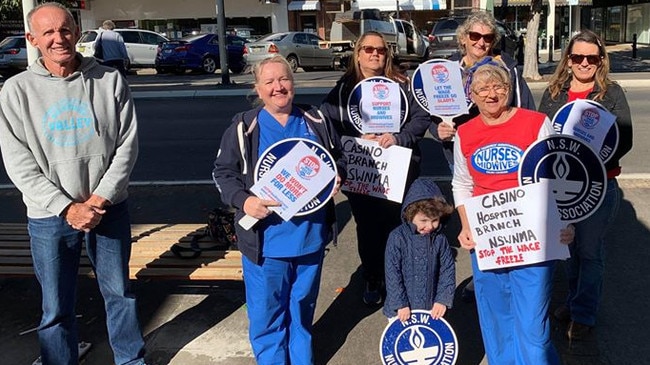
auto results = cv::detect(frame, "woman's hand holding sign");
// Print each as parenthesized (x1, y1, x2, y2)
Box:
(437, 121, 456, 141)
(362, 133, 397, 148)
(243, 196, 281, 219)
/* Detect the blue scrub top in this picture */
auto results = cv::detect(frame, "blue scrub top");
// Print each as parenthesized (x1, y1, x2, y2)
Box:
(257, 107, 328, 258)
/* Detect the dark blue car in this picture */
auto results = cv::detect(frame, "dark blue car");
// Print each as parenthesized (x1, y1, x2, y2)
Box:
(155, 33, 248, 74)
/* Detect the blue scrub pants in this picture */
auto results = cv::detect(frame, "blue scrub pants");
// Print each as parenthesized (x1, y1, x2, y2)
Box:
(471, 253, 560, 365)
(242, 250, 324, 365)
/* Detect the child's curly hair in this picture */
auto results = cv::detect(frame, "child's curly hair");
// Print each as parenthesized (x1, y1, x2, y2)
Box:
(404, 198, 454, 223)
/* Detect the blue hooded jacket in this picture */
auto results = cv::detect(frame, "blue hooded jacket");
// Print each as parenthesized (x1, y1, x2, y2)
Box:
(383, 178, 456, 317)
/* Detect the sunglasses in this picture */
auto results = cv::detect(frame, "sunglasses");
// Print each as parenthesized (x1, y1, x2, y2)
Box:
(569, 54, 602, 65)
(360, 45, 387, 55)
(468, 31, 495, 43)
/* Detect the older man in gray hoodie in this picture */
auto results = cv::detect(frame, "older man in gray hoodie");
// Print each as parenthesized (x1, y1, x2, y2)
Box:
(0, 3, 145, 365)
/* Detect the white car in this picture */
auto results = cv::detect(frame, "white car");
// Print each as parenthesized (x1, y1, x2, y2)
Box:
(76, 28, 169, 68)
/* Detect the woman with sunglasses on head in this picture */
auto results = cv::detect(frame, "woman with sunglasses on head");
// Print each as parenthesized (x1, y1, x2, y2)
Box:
(321, 31, 430, 306)
(538, 29, 633, 341)
(431, 11, 535, 167)
(454, 62, 574, 365)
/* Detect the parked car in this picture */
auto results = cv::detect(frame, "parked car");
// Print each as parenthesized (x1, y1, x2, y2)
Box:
(244, 32, 334, 72)
(0, 36, 27, 78)
(76, 28, 169, 68)
(427, 16, 522, 62)
(155, 33, 248, 74)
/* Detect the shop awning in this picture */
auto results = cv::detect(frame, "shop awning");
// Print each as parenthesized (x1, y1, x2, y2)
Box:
(288, 0, 321, 11)
(493, 0, 592, 6)
(352, 0, 446, 11)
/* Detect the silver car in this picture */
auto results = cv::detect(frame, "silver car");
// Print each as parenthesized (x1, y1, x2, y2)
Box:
(0, 36, 27, 78)
(244, 32, 334, 72)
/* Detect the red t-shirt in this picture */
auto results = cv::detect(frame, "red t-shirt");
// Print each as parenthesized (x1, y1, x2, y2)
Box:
(567, 88, 593, 102)
(457, 108, 548, 197)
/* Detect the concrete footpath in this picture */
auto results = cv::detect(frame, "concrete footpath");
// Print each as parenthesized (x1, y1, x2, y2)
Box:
(1, 178, 650, 365)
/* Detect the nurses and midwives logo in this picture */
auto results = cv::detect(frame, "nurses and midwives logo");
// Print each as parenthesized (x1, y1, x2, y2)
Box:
(471, 143, 524, 175)
(430, 64, 450, 83)
(42, 98, 96, 146)
(296, 156, 320, 179)
(254, 138, 336, 216)
(372, 83, 391, 99)
(518, 135, 607, 223)
(380, 310, 458, 365)
(347, 76, 408, 133)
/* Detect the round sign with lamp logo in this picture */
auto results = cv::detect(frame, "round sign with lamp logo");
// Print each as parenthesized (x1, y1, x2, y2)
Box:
(254, 138, 337, 216)
(380, 310, 458, 365)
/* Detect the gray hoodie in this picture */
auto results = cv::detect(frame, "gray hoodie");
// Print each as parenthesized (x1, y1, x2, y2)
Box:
(0, 55, 138, 218)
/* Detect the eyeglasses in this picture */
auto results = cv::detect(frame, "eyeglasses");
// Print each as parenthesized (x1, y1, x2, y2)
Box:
(569, 54, 602, 65)
(473, 84, 509, 98)
(468, 31, 495, 43)
(360, 45, 387, 55)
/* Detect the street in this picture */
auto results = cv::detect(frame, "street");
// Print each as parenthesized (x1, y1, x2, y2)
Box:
(1, 82, 648, 185)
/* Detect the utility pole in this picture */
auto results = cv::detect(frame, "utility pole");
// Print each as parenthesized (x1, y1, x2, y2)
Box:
(215, 0, 231, 85)
(22, 0, 39, 65)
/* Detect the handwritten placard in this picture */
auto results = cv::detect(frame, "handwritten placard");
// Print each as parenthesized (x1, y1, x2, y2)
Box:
(340, 137, 412, 203)
(464, 181, 569, 271)
(250, 141, 336, 221)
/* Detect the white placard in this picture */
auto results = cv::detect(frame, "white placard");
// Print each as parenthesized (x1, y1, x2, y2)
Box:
(340, 137, 412, 203)
(360, 81, 401, 134)
(250, 142, 336, 221)
(420, 61, 469, 117)
(562, 99, 616, 155)
(464, 181, 570, 271)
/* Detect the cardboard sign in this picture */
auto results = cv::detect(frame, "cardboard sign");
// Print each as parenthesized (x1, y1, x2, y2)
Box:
(254, 138, 337, 216)
(380, 310, 458, 365)
(340, 136, 412, 203)
(551, 99, 619, 163)
(411, 59, 470, 117)
(251, 141, 336, 221)
(518, 135, 607, 223)
(464, 181, 570, 271)
(347, 76, 408, 134)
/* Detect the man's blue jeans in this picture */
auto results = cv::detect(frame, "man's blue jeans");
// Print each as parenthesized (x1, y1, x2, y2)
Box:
(28, 200, 145, 365)
(567, 178, 621, 326)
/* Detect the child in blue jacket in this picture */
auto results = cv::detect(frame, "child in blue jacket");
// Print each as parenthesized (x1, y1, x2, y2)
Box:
(383, 178, 456, 320)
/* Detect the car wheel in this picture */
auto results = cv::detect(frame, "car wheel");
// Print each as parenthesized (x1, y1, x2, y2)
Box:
(286, 55, 298, 73)
(202, 56, 218, 74)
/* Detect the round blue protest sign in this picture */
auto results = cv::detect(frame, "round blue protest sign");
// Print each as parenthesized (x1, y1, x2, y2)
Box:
(254, 138, 337, 216)
(551, 99, 619, 163)
(518, 135, 607, 223)
(411, 59, 471, 117)
(347, 76, 408, 134)
(380, 310, 458, 365)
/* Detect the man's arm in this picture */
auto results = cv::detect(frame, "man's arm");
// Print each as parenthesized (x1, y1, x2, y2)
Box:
(91, 75, 138, 203)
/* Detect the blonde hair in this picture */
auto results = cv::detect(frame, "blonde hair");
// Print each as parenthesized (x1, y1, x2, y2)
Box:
(252, 55, 294, 85)
(457, 11, 501, 56)
(343, 31, 406, 83)
(546, 29, 612, 101)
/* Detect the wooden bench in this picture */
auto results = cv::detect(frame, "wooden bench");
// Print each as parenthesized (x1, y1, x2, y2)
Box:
(0, 223, 243, 281)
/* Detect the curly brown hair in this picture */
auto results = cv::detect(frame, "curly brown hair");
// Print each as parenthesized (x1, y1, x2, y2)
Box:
(404, 198, 454, 223)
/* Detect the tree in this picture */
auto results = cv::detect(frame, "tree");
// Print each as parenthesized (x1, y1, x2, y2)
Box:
(0, 0, 21, 21)
(522, 0, 543, 80)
